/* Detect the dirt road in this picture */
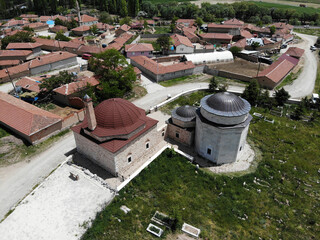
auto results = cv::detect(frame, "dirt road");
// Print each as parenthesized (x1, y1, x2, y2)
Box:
(284, 33, 318, 99)
(0, 133, 75, 220)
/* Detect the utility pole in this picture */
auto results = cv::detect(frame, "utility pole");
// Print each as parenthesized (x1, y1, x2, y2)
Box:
(5, 68, 17, 95)
(256, 58, 261, 77)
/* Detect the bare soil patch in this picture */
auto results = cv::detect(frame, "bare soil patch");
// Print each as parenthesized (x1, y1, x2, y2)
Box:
(208, 58, 267, 77)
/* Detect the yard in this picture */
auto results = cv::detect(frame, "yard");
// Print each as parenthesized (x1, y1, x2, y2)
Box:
(207, 58, 267, 78)
(81, 93, 320, 239)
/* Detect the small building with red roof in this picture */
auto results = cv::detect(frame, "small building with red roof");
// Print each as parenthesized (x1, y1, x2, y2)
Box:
(171, 34, 194, 54)
(75, 14, 98, 26)
(176, 19, 195, 27)
(130, 55, 195, 82)
(72, 97, 164, 177)
(0, 91, 62, 144)
(200, 33, 233, 45)
(15, 76, 49, 93)
(223, 18, 244, 26)
(125, 43, 154, 58)
(207, 23, 241, 35)
(0, 50, 34, 61)
(285, 47, 305, 59)
(52, 76, 99, 106)
(25, 22, 49, 32)
(71, 25, 91, 36)
(0, 60, 20, 69)
(49, 25, 68, 33)
(6, 42, 42, 57)
(115, 24, 131, 37)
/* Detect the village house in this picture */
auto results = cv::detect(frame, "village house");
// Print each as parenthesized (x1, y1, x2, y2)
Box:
(130, 55, 195, 82)
(171, 34, 194, 54)
(0, 60, 20, 69)
(199, 33, 233, 45)
(20, 14, 38, 21)
(176, 19, 195, 27)
(0, 51, 77, 83)
(72, 97, 164, 177)
(222, 18, 244, 26)
(0, 50, 34, 61)
(285, 47, 305, 59)
(115, 24, 131, 37)
(106, 32, 134, 51)
(71, 25, 91, 36)
(1, 20, 29, 29)
(75, 14, 98, 26)
(6, 43, 43, 57)
(52, 76, 99, 106)
(49, 25, 68, 33)
(183, 28, 200, 43)
(0, 92, 62, 145)
(15, 75, 49, 93)
(25, 22, 49, 31)
(125, 43, 154, 58)
(207, 23, 241, 35)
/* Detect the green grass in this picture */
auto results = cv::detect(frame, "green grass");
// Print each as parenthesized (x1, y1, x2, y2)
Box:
(159, 75, 200, 87)
(315, 60, 320, 93)
(154, 26, 171, 34)
(294, 28, 320, 36)
(139, 40, 161, 51)
(82, 106, 320, 239)
(282, 0, 320, 5)
(0, 128, 10, 139)
(249, 1, 320, 14)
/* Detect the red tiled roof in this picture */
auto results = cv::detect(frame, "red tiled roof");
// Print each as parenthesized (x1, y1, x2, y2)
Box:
(77, 45, 102, 54)
(223, 18, 244, 26)
(0, 62, 29, 79)
(200, 33, 233, 40)
(72, 98, 158, 153)
(72, 25, 90, 32)
(15, 76, 45, 93)
(0, 92, 61, 136)
(138, 19, 155, 25)
(125, 43, 154, 52)
(263, 38, 274, 45)
(118, 24, 131, 32)
(134, 67, 141, 75)
(0, 60, 20, 66)
(176, 19, 195, 25)
(232, 38, 247, 48)
(271, 22, 293, 30)
(20, 14, 38, 18)
(240, 30, 253, 39)
(208, 23, 240, 29)
(6, 42, 42, 50)
(75, 14, 98, 23)
(131, 55, 195, 75)
(2, 20, 29, 27)
(26, 22, 48, 29)
(285, 47, 304, 58)
(258, 54, 298, 83)
(183, 28, 199, 41)
(29, 51, 77, 68)
(0, 50, 33, 57)
(53, 76, 99, 95)
(171, 34, 193, 47)
(50, 25, 68, 32)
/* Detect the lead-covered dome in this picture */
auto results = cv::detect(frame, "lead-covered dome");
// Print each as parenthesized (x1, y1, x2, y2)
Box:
(176, 105, 196, 118)
(200, 92, 251, 125)
(171, 105, 197, 128)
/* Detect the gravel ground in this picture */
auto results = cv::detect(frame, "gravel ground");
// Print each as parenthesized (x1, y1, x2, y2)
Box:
(0, 164, 114, 240)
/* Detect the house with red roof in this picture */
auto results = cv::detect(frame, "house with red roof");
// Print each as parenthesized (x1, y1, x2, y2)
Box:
(176, 19, 195, 27)
(1, 20, 30, 29)
(6, 42, 42, 57)
(199, 33, 233, 45)
(207, 23, 241, 36)
(75, 14, 98, 26)
(71, 25, 91, 36)
(0, 91, 62, 144)
(49, 25, 68, 33)
(0, 50, 34, 61)
(125, 43, 154, 58)
(115, 24, 131, 37)
(52, 76, 99, 106)
(183, 28, 200, 43)
(72, 97, 164, 177)
(0, 60, 20, 69)
(130, 55, 195, 82)
(15, 76, 49, 93)
(256, 53, 299, 89)
(223, 18, 244, 26)
(25, 22, 49, 32)
(171, 34, 194, 54)
(285, 47, 304, 59)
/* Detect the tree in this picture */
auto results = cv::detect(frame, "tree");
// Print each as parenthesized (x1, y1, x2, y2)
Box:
(208, 76, 218, 93)
(119, 0, 128, 17)
(99, 11, 114, 24)
(292, 104, 305, 120)
(55, 30, 71, 41)
(229, 46, 241, 56)
(196, 17, 204, 27)
(258, 90, 272, 108)
(23, 26, 34, 32)
(251, 41, 261, 50)
(1, 31, 35, 49)
(88, 49, 136, 101)
(156, 35, 172, 54)
(90, 24, 98, 35)
(120, 16, 132, 25)
(275, 88, 290, 106)
(262, 15, 272, 24)
(39, 71, 76, 95)
(143, 20, 148, 30)
(269, 25, 276, 35)
(241, 80, 260, 106)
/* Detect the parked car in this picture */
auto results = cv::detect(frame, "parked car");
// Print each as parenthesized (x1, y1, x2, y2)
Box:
(310, 45, 317, 51)
(82, 54, 92, 60)
(280, 44, 287, 49)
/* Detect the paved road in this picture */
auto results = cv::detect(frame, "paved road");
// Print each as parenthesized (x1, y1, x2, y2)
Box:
(0, 133, 75, 220)
(284, 33, 318, 99)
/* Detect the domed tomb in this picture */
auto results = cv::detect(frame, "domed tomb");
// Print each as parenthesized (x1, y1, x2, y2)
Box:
(200, 92, 251, 125)
(172, 105, 196, 128)
(82, 98, 147, 141)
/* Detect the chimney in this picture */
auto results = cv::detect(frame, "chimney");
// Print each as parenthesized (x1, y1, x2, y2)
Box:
(83, 94, 97, 131)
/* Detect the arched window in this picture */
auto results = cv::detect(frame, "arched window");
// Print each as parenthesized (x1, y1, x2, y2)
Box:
(127, 154, 132, 163)
(145, 140, 150, 149)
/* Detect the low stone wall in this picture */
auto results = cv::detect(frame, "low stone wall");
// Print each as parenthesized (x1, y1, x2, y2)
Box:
(204, 66, 253, 82)
(62, 109, 85, 130)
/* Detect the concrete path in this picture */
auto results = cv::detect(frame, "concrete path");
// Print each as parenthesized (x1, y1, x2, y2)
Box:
(283, 33, 318, 99)
(0, 133, 75, 220)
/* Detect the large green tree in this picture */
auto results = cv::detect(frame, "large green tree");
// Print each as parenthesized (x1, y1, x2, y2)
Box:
(89, 49, 136, 101)
(241, 80, 261, 106)
(275, 88, 291, 106)
(39, 71, 76, 96)
(156, 35, 172, 54)
(1, 31, 35, 49)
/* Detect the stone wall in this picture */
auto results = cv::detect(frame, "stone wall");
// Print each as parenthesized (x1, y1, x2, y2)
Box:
(166, 122, 194, 146)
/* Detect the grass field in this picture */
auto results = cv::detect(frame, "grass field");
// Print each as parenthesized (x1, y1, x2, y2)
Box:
(249, 1, 320, 14)
(315, 60, 320, 93)
(82, 92, 320, 239)
(294, 28, 320, 36)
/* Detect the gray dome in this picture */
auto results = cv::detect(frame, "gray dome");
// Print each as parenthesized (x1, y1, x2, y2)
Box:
(206, 92, 246, 113)
(176, 105, 196, 118)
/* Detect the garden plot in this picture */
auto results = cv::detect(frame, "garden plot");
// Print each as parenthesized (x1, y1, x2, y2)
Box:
(0, 164, 114, 240)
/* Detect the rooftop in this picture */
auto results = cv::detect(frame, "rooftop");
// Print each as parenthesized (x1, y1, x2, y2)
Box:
(171, 34, 193, 48)
(125, 43, 154, 52)
(6, 42, 42, 50)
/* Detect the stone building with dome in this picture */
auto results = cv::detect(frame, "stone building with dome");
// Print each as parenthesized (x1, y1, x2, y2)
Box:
(167, 92, 252, 165)
(72, 96, 164, 177)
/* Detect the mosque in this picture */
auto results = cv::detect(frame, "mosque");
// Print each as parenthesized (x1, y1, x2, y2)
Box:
(72, 92, 252, 176)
